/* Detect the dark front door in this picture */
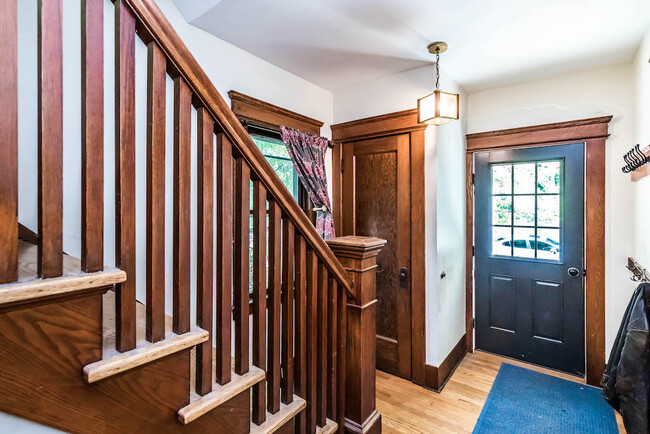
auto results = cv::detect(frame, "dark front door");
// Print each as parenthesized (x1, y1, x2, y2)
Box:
(341, 134, 412, 379)
(474, 143, 585, 375)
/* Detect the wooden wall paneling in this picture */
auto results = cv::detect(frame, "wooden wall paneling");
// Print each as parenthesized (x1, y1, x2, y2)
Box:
(172, 77, 192, 335)
(228, 91, 323, 136)
(252, 179, 267, 424)
(294, 234, 308, 433)
(331, 144, 342, 235)
(326, 277, 338, 420)
(196, 107, 214, 394)
(216, 133, 233, 385)
(585, 138, 606, 386)
(306, 250, 318, 433)
(465, 117, 611, 386)
(145, 41, 166, 343)
(81, 0, 104, 273)
(38, 0, 63, 278)
(410, 129, 426, 385)
(234, 158, 250, 375)
(281, 219, 295, 404)
(316, 263, 328, 427)
(114, 0, 137, 352)
(267, 199, 282, 414)
(465, 153, 474, 352)
(0, 0, 18, 283)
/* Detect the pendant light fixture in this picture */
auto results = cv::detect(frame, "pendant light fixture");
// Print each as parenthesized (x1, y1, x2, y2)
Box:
(417, 42, 459, 125)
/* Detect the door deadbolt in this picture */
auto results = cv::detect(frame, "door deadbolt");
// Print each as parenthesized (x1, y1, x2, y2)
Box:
(399, 267, 408, 281)
(567, 267, 581, 278)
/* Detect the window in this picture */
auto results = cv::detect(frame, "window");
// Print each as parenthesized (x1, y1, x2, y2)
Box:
(490, 160, 562, 260)
(251, 134, 299, 199)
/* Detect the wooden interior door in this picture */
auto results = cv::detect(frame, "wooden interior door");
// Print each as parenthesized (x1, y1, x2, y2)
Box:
(341, 134, 412, 379)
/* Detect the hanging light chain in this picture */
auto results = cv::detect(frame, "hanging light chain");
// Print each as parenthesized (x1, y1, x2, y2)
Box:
(435, 48, 440, 90)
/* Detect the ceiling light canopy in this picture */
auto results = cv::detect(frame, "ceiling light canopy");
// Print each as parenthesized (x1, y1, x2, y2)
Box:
(418, 42, 459, 126)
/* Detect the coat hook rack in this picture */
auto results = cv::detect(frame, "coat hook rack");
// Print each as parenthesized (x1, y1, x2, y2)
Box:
(621, 144, 650, 174)
(627, 257, 650, 282)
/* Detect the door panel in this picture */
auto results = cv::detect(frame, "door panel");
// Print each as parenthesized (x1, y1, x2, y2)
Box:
(342, 134, 412, 379)
(475, 143, 585, 375)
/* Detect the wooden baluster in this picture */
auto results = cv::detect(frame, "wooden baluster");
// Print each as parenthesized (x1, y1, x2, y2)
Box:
(294, 234, 307, 432)
(38, 0, 63, 278)
(327, 276, 338, 420)
(0, 0, 18, 284)
(81, 0, 104, 273)
(196, 107, 214, 395)
(145, 42, 166, 343)
(216, 133, 232, 385)
(252, 179, 267, 424)
(317, 263, 328, 427)
(267, 199, 282, 414)
(306, 249, 318, 433)
(234, 158, 250, 375)
(281, 219, 295, 404)
(114, 0, 136, 352)
(337, 289, 347, 430)
(173, 77, 191, 335)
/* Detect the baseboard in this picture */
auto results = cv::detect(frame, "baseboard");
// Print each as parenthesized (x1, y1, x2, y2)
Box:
(422, 333, 467, 392)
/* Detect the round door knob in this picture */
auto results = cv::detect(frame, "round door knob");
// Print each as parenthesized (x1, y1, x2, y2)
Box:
(567, 267, 581, 278)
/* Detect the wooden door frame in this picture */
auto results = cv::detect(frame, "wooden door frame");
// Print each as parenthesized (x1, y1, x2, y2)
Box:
(331, 109, 428, 385)
(465, 116, 611, 386)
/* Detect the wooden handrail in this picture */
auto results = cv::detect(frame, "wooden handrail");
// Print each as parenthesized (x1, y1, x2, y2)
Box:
(119, 0, 353, 297)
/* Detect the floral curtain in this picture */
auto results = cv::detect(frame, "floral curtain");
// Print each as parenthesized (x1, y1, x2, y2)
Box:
(281, 126, 336, 240)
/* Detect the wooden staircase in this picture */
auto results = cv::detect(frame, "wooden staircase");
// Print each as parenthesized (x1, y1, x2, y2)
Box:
(0, 0, 384, 432)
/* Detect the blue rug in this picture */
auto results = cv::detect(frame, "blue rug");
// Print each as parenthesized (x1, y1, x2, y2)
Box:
(473, 363, 618, 433)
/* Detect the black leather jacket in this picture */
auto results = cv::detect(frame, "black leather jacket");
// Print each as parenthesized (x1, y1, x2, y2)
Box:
(602, 283, 649, 434)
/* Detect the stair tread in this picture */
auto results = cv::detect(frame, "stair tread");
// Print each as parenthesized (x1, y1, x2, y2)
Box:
(178, 365, 266, 424)
(83, 327, 209, 383)
(0, 241, 126, 308)
(316, 418, 338, 434)
(250, 396, 307, 434)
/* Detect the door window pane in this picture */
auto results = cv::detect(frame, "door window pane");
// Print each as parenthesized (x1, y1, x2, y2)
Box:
(514, 195, 535, 226)
(514, 163, 535, 194)
(492, 164, 512, 194)
(490, 159, 562, 261)
(492, 196, 512, 225)
(513, 227, 535, 258)
(537, 161, 561, 193)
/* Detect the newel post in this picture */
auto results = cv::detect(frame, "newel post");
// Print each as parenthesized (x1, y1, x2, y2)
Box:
(327, 236, 386, 434)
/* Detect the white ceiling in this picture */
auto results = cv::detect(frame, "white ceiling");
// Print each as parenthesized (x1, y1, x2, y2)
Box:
(172, 0, 650, 92)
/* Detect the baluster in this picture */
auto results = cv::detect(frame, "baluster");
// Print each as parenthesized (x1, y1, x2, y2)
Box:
(216, 133, 232, 384)
(252, 179, 267, 424)
(114, 0, 136, 352)
(234, 158, 250, 375)
(337, 289, 347, 430)
(306, 249, 318, 433)
(81, 0, 104, 273)
(145, 42, 166, 343)
(327, 276, 338, 420)
(317, 263, 328, 427)
(281, 219, 295, 404)
(196, 107, 214, 394)
(38, 0, 63, 278)
(267, 199, 282, 414)
(173, 77, 191, 335)
(294, 234, 307, 432)
(0, 0, 18, 283)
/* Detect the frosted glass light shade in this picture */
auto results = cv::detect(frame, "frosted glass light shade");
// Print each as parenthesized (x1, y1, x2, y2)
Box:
(417, 90, 459, 125)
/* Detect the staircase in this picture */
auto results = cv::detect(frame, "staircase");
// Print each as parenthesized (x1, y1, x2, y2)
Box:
(0, 0, 384, 432)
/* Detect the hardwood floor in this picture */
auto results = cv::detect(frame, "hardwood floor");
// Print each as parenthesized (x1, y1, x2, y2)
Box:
(377, 350, 626, 433)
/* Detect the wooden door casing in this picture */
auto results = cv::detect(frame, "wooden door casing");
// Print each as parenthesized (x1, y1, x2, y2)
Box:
(341, 134, 412, 379)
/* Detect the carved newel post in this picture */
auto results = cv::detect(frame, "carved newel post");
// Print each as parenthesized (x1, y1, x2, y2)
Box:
(327, 236, 386, 434)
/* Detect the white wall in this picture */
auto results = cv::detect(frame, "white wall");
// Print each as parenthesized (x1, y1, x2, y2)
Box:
(334, 65, 468, 367)
(467, 62, 638, 355)
(633, 27, 650, 267)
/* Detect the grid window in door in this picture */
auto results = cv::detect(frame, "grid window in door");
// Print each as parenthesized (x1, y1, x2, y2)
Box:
(490, 160, 562, 260)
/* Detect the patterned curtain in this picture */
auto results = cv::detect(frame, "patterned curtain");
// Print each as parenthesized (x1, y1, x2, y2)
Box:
(280, 126, 336, 240)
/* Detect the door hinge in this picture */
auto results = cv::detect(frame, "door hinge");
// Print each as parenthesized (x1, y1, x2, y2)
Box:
(473, 318, 476, 328)
(472, 173, 476, 185)
(472, 246, 475, 257)
(340, 158, 344, 173)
